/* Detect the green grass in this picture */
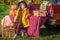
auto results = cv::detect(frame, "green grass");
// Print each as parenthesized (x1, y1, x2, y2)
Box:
(0, 35, 60, 40)
(0, 4, 60, 40)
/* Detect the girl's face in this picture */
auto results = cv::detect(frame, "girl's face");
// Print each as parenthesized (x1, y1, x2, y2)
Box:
(33, 10, 39, 16)
(20, 3, 25, 9)
(10, 5, 17, 10)
(28, 0, 32, 3)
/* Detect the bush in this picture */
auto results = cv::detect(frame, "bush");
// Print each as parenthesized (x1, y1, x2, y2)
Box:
(0, 4, 7, 12)
(0, 4, 10, 12)
(0, 0, 19, 4)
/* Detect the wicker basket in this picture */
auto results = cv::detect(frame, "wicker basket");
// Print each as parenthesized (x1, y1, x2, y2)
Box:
(2, 26, 15, 38)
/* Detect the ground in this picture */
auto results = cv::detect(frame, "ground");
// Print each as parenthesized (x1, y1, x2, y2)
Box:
(0, 4, 60, 40)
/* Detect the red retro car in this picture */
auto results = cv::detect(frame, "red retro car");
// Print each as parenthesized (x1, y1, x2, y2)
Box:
(45, 5, 60, 27)
(28, 4, 60, 27)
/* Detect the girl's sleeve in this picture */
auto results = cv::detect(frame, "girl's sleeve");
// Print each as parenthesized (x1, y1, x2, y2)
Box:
(22, 9, 30, 28)
(26, 9, 30, 18)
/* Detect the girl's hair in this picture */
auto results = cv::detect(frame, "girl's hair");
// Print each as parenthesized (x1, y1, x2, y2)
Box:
(18, 1, 27, 7)
(10, 4, 17, 10)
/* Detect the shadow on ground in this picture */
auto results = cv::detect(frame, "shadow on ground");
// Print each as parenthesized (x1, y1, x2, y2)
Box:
(40, 26, 60, 36)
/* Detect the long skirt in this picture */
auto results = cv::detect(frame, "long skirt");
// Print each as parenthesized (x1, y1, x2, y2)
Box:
(27, 16, 40, 37)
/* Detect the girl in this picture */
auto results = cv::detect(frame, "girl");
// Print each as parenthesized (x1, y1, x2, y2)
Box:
(40, 3, 48, 26)
(1, 4, 17, 38)
(14, 1, 30, 38)
(9, 4, 17, 25)
(26, 10, 40, 37)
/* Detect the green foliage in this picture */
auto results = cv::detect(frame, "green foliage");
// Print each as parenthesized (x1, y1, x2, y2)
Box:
(0, 0, 19, 4)
(0, 4, 10, 12)
(0, 4, 6, 12)
(0, 4, 10, 36)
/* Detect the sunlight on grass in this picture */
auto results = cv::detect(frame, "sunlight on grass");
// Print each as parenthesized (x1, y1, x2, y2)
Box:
(40, 25, 46, 28)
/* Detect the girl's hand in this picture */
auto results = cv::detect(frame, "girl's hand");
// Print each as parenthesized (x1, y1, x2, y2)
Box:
(26, 15, 28, 18)
(9, 22, 14, 26)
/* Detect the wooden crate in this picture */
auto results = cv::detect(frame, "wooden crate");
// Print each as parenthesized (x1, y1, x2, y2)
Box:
(2, 26, 15, 38)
